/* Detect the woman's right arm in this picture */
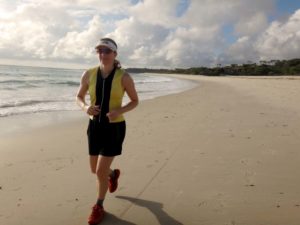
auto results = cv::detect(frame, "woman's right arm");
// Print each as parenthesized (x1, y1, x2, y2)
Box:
(76, 71, 100, 116)
(76, 71, 89, 112)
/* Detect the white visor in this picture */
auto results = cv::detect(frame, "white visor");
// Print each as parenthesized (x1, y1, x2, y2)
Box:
(96, 39, 117, 52)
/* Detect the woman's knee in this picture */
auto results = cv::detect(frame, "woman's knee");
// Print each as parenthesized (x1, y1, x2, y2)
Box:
(90, 164, 97, 174)
(89, 155, 98, 174)
(96, 169, 109, 181)
(91, 168, 97, 174)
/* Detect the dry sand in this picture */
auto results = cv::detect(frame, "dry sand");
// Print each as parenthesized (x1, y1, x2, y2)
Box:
(1, 75, 300, 225)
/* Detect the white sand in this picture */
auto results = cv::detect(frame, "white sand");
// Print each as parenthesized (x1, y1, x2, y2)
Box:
(1, 75, 300, 225)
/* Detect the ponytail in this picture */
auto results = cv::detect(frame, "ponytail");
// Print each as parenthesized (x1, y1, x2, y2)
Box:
(114, 59, 121, 69)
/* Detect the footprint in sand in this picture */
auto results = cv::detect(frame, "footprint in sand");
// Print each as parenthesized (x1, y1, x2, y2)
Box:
(243, 170, 256, 187)
(198, 201, 207, 207)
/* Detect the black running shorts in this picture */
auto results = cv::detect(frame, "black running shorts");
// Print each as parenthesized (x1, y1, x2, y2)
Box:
(87, 119, 126, 156)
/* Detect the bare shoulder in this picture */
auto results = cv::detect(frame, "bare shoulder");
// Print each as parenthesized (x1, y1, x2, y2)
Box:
(81, 70, 90, 86)
(121, 71, 134, 85)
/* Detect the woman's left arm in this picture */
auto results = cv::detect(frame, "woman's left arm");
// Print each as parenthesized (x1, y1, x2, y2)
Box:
(121, 72, 139, 113)
(106, 72, 138, 120)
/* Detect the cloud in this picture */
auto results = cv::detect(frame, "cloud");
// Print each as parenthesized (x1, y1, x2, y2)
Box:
(52, 16, 103, 61)
(108, 16, 170, 68)
(234, 12, 269, 37)
(0, 0, 299, 69)
(0, 2, 77, 58)
(220, 36, 258, 65)
(255, 9, 300, 61)
(220, 8, 300, 65)
(129, 0, 181, 27)
(111, 0, 229, 67)
(115, 0, 277, 67)
(158, 25, 222, 67)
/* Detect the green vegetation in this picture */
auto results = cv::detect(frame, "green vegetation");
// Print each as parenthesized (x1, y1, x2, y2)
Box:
(126, 58, 300, 76)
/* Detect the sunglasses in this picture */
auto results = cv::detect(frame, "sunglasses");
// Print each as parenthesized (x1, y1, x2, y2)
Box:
(97, 48, 113, 54)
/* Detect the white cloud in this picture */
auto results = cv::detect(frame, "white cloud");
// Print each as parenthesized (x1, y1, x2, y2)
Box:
(129, 0, 180, 27)
(52, 16, 103, 61)
(0, 0, 299, 69)
(255, 9, 300, 61)
(119, 0, 276, 67)
(157, 25, 222, 67)
(234, 12, 269, 37)
(0, 2, 76, 58)
(109, 17, 171, 67)
(220, 9, 300, 65)
(220, 36, 257, 64)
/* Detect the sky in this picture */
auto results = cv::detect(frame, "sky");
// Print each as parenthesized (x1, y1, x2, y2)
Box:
(0, 0, 300, 69)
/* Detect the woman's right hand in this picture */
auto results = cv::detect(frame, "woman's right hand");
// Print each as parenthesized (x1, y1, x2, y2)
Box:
(85, 105, 100, 116)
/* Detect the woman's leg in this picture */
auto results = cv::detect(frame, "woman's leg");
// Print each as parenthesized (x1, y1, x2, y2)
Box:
(89, 155, 99, 174)
(87, 156, 113, 224)
(96, 156, 115, 200)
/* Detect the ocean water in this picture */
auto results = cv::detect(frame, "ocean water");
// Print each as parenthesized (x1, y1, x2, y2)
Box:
(0, 65, 197, 118)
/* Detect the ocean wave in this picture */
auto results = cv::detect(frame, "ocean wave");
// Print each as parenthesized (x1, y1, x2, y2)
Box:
(50, 81, 80, 86)
(136, 90, 153, 94)
(0, 65, 197, 118)
(0, 108, 79, 118)
(132, 74, 173, 83)
(1, 87, 16, 90)
(135, 79, 171, 84)
(0, 79, 26, 84)
(0, 99, 71, 108)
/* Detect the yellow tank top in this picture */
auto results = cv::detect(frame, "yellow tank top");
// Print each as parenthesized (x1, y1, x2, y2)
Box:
(88, 66, 125, 123)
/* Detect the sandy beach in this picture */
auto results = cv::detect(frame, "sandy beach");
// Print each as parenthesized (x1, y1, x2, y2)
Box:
(1, 74, 300, 225)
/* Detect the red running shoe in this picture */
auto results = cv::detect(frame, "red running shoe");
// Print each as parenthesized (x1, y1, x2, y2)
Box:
(109, 169, 120, 193)
(88, 204, 105, 225)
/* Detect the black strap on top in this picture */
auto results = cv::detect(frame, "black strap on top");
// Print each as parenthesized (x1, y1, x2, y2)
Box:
(95, 67, 116, 123)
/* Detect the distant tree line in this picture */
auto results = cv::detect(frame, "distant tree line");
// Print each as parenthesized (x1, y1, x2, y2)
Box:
(126, 58, 300, 76)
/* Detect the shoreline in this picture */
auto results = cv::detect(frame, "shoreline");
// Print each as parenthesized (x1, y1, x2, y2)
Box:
(0, 110, 85, 137)
(0, 73, 198, 137)
(1, 75, 300, 225)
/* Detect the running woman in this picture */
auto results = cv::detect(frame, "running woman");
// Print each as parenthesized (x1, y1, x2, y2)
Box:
(76, 37, 139, 225)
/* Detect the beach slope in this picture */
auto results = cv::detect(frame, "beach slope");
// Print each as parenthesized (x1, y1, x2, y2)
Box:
(1, 75, 300, 225)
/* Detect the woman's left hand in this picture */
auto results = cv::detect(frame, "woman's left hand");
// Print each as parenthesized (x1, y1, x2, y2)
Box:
(106, 110, 120, 122)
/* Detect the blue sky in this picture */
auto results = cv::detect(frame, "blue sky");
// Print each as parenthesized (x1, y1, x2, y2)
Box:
(276, 0, 300, 13)
(0, 0, 299, 69)
(176, 0, 190, 17)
